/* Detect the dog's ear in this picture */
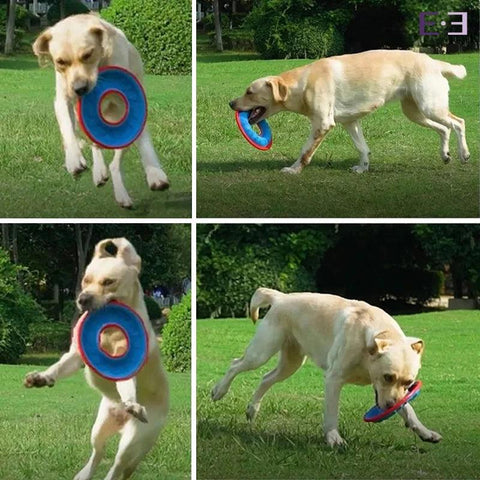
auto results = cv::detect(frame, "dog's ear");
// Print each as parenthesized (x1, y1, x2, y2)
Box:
(367, 330, 392, 355)
(114, 238, 142, 273)
(407, 337, 424, 355)
(94, 239, 118, 259)
(89, 22, 114, 60)
(32, 28, 52, 66)
(266, 77, 288, 103)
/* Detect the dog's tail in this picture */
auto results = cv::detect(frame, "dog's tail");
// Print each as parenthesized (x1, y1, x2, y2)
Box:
(438, 61, 467, 79)
(249, 287, 281, 324)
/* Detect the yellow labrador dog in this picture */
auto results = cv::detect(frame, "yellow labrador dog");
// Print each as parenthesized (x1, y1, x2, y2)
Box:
(229, 50, 469, 173)
(24, 238, 169, 480)
(33, 14, 169, 208)
(212, 288, 442, 447)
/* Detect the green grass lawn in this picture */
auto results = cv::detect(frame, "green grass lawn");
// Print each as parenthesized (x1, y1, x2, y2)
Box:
(197, 312, 480, 479)
(0, 54, 191, 218)
(0, 358, 190, 480)
(197, 51, 479, 218)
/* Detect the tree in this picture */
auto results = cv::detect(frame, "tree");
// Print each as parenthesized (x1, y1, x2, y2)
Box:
(213, 0, 223, 51)
(414, 225, 480, 298)
(4, 0, 16, 54)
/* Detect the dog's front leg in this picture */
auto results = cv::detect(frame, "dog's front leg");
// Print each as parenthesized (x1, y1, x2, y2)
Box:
(397, 403, 442, 443)
(282, 120, 334, 174)
(116, 378, 148, 423)
(24, 344, 83, 388)
(323, 373, 346, 447)
(54, 75, 87, 176)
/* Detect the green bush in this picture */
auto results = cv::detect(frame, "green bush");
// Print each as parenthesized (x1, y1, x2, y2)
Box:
(144, 295, 163, 320)
(246, 0, 345, 59)
(28, 321, 71, 353)
(0, 249, 48, 364)
(47, 0, 90, 25)
(102, 0, 191, 75)
(161, 293, 190, 372)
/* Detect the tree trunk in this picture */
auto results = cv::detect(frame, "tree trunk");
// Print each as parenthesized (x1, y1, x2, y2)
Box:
(59, 0, 66, 20)
(73, 225, 93, 326)
(4, 0, 16, 55)
(11, 224, 18, 265)
(1, 224, 10, 250)
(213, 0, 223, 52)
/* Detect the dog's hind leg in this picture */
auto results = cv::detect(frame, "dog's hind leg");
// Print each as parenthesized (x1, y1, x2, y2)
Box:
(74, 399, 123, 480)
(109, 149, 133, 208)
(211, 318, 284, 401)
(135, 128, 170, 191)
(401, 97, 451, 163)
(104, 408, 164, 480)
(91, 145, 110, 187)
(246, 340, 305, 421)
(281, 121, 334, 174)
(397, 403, 442, 443)
(343, 121, 371, 173)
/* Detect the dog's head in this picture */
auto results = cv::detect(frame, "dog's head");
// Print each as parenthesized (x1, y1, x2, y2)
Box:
(229, 76, 288, 124)
(367, 330, 424, 409)
(77, 238, 141, 313)
(33, 14, 113, 100)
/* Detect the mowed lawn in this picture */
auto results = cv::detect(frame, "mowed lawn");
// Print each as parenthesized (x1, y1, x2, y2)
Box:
(0, 357, 190, 480)
(0, 54, 191, 218)
(197, 311, 480, 479)
(197, 51, 479, 218)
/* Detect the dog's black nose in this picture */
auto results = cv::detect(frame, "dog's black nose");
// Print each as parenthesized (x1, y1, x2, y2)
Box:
(229, 100, 236, 110)
(74, 85, 89, 97)
(77, 292, 93, 311)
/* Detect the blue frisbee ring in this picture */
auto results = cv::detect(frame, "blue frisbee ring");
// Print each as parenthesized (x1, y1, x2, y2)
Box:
(235, 110, 272, 151)
(76, 301, 148, 381)
(364, 380, 422, 423)
(77, 66, 147, 149)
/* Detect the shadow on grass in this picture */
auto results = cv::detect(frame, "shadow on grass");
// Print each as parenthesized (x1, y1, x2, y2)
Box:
(0, 55, 39, 70)
(19, 353, 60, 366)
(197, 157, 357, 173)
(197, 53, 261, 63)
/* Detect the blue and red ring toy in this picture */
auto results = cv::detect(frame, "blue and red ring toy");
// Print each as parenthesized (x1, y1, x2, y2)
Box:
(75, 300, 148, 381)
(364, 380, 422, 423)
(77, 66, 147, 150)
(235, 110, 272, 151)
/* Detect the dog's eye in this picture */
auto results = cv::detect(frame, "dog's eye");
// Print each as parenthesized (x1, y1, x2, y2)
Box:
(81, 50, 94, 62)
(383, 374, 394, 383)
(56, 58, 67, 67)
(101, 278, 115, 287)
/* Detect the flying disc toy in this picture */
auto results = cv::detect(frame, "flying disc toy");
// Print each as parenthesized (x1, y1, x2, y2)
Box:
(76, 301, 148, 381)
(235, 110, 272, 151)
(77, 66, 147, 149)
(364, 380, 422, 423)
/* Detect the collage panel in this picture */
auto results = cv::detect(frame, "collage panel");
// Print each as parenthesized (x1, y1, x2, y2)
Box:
(196, 223, 480, 479)
(0, 223, 191, 480)
(196, 2, 479, 218)
(0, 0, 192, 218)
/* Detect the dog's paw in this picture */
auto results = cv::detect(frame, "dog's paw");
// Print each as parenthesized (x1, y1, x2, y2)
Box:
(420, 430, 442, 443)
(211, 383, 227, 402)
(146, 167, 170, 191)
(441, 151, 451, 164)
(65, 150, 88, 176)
(325, 429, 346, 448)
(460, 151, 470, 164)
(123, 402, 148, 423)
(24, 371, 55, 388)
(245, 403, 260, 422)
(93, 166, 109, 187)
(281, 166, 301, 174)
(351, 165, 368, 173)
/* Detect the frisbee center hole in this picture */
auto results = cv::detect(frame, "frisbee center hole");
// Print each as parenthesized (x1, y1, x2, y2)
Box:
(100, 91, 127, 125)
(99, 325, 128, 358)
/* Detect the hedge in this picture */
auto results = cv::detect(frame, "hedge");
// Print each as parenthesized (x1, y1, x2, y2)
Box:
(101, 0, 191, 75)
(161, 293, 190, 372)
(28, 321, 71, 353)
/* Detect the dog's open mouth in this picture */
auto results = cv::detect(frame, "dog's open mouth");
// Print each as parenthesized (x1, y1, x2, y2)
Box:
(248, 106, 266, 125)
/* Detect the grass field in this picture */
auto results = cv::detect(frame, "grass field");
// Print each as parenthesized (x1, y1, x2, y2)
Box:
(0, 54, 191, 218)
(197, 48, 479, 218)
(0, 356, 190, 480)
(197, 312, 480, 479)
